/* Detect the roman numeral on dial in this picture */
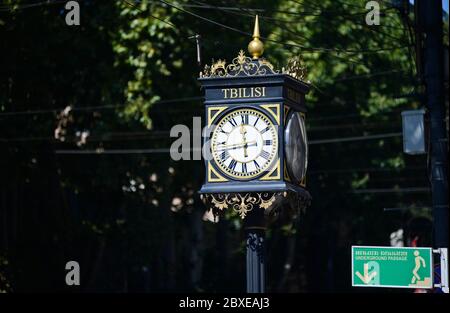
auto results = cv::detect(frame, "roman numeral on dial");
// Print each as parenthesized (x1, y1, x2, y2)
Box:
(242, 163, 248, 174)
(228, 159, 237, 171)
(220, 151, 229, 161)
(261, 126, 270, 134)
(260, 150, 271, 160)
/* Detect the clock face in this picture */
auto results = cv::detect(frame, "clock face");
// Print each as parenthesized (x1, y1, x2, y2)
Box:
(284, 111, 308, 184)
(211, 108, 278, 180)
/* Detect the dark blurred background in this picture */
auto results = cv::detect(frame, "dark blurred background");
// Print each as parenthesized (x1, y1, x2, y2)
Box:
(0, 0, 448, 292)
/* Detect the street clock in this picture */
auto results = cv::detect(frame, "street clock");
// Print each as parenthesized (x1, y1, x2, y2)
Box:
(198, 15, 312, 294)
(199, 16, 311, 220)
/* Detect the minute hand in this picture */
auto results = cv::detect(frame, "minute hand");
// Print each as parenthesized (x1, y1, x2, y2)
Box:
(216, 141, 257, 151)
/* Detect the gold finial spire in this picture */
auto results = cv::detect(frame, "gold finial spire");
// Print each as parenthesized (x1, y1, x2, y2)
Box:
(252, 14, 260, 38)
(248, 15, 264, 59)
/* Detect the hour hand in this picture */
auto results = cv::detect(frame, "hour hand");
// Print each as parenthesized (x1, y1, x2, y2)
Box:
(240, 125, 249, 156)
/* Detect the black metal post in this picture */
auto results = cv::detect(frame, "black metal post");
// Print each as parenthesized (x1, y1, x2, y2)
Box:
(420, 0, 449, 248)
(244, 208, 266, 293)
(246, 228, 265, 293)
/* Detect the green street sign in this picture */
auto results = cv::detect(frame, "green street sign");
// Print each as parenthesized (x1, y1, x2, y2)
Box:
(352, 246, 433, 289)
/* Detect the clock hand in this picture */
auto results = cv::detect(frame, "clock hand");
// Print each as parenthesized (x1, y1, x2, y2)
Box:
(216, 141, 257, 151)
(240, 124, 249, 157)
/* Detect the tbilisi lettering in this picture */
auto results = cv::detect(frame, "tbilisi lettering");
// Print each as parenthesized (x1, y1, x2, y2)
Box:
(221, 87, 266, 99)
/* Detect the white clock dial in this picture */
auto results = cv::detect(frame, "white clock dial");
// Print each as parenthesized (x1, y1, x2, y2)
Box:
(211, 108, 278, 180)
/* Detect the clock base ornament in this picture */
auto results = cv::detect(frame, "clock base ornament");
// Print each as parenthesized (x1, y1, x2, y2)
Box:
(200, 189, 311, 220)
(200, 189, 311, 294)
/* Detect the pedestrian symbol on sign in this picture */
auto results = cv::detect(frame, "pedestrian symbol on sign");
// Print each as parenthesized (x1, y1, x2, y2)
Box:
(409, 250, 431, 287)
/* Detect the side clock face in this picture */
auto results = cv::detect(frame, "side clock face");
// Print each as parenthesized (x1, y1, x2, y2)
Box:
(211, 108, 278, 180)
(284, 111, 308, 184)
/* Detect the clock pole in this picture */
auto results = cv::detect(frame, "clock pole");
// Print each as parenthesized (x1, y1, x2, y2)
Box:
(244, 16, 267, 293)
(244, 205, 266, 293)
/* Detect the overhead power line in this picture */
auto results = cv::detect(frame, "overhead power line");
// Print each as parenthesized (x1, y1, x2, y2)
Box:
(309, 166, 425, 174)
(50, 131, 403, 154)
(187, 0, 408, 58)
(0, 96, 203, 117)
(155, 0, 410, 54)
(0, 0, 67, 12)
(0, 100, 405, 121)
(55, 148, 173, 154)
(350, 187, 430, 194)
(309, 132, 402, 145)
(121, 0, 181, 31)
(1, 0, 412, 55)
(186, 0, 398, 18)
(334, 69, 408, 82)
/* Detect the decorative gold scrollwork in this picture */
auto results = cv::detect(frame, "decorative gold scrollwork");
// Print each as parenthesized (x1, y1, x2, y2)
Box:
(282, 55, 308, 81)
(231, 193, 257, 219)
(200, 50, 278, 78)
(200, 50, 308, 82)
(202, 192, 280, 219)
(209, 193, 228, 210)
(258, 192, 277, 210)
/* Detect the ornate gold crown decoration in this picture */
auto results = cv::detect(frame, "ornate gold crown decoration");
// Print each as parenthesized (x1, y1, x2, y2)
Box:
(282, 55, 308, 81)
(200, 50, 277, 78)
(200, 51, 308, 81)
(199, 15, 308, 81)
